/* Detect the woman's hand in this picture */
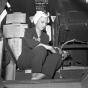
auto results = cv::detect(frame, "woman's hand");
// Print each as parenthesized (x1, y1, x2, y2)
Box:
(54, 47, 62, 54)
(50, 47, 57, 53)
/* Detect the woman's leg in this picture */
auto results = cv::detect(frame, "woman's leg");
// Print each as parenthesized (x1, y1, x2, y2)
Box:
(17, 50, 32, 69)
(42, 53, 62, 78)
(31, 46, 47, 73)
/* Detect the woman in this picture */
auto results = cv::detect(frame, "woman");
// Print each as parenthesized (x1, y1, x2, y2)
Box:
(17, 11, 63, 80)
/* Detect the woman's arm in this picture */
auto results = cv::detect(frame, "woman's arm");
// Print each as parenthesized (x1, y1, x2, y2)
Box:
(35, 43, 57, 53)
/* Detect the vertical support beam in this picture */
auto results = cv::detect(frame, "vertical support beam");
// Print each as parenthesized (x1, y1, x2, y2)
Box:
(0, 0, 7, 15)
(0, 38, 3, 76)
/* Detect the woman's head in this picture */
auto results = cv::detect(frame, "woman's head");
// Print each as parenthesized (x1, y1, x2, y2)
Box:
(32, 11, 49, 30)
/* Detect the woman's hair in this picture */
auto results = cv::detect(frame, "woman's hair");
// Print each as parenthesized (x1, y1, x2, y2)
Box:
(31, 11, 50, 25)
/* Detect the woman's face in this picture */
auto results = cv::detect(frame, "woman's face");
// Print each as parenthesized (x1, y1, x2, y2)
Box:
(36, 16, 48, 31)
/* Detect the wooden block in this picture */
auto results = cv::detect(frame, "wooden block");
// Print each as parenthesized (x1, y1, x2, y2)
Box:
(6, 12, 26, 24)
(3, 24, 28, 38)
(15, 70, 32, 80)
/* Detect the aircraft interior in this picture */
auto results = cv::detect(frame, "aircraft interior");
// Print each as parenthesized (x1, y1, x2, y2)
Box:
(0, 0, 88, 88)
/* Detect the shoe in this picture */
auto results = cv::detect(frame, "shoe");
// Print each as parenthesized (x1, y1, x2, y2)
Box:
(31, 73, 45, 80)
(32, 73, 37, 78)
